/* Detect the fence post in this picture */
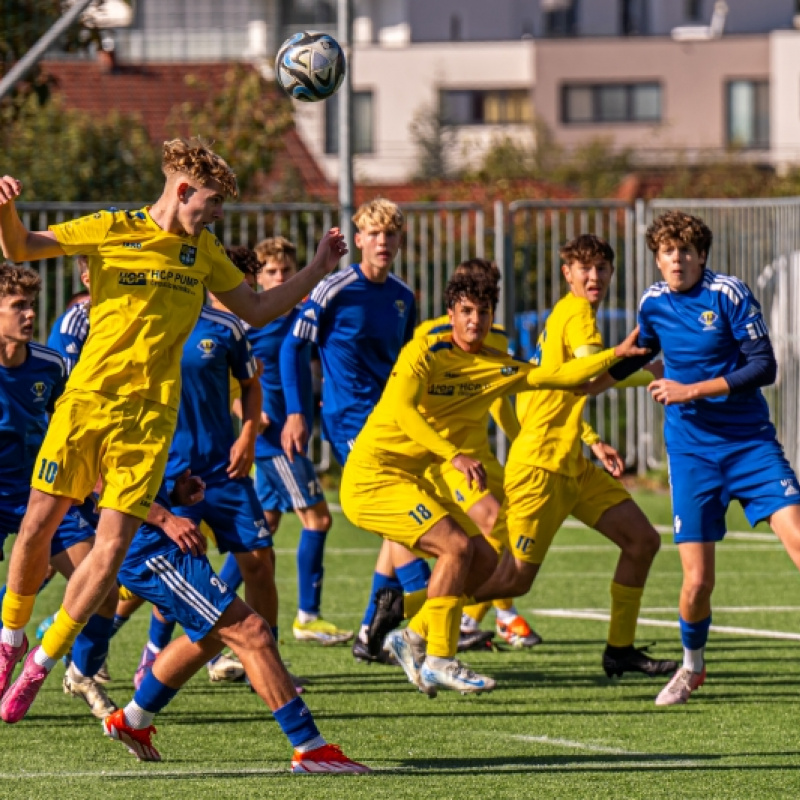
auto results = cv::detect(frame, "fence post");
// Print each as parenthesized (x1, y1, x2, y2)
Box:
(494, 199, 510, 464)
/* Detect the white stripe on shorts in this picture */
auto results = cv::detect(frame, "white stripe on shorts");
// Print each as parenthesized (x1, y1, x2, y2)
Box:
(274, 455, 307, 509)
(147, 555, 221, 626)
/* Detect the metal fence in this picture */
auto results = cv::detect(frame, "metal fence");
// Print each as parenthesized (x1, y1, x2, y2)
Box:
(14, 197, 800, 475)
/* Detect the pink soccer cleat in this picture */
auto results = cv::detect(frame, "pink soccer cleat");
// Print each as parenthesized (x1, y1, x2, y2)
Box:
(655, 666, 706, 706)
(0, 646, 48, 723)
(133, 644, 158, 691)
(291, 743, 371, 774)
(0, 634, 28, 699)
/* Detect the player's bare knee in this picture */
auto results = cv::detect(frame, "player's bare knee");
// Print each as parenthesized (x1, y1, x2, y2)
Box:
(221, 609, 274, 654)
(682, 576, 715, 607)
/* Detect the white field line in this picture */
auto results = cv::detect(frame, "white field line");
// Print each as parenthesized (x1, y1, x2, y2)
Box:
(510, 734, 641, 756)
(530, 609, 800, 640)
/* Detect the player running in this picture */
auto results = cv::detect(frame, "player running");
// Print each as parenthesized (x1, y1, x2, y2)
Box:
(281, 198, 419, 650)
(470, 234, 678, 680)
(601, 210, 800, 705)
(0, 138, 346, 722)
(340, 267, 644, 696)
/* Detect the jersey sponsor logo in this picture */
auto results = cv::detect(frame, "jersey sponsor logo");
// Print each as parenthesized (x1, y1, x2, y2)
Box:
(197, 338, 217, 358)
(781, 479, 799, 497)
(428, 383, 454, 396)
(699, 310, 718, 330)
(118, 271, 147, 286)
(122, 241, 142, 249)
(30, 381, 47, 402)
(179, 244, 197, 266)
(501, 366, 519, 376)
(395, 299, 407, 316)
(457, 382, 486, 396)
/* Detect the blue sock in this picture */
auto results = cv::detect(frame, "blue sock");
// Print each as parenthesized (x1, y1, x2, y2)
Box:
(0, 584, 5, 630)
(272, 696, 320, 748)
(679, 615, 712, 650)
(134, 669, 179, 713)
(219, 553, 243, 593)
(361, 573, 402, 628)
(71, 613, 115, 677)
(148, 612, 176, 651)
(396, 559, 431, 594)
(110, 614, 129, 638)
(297, 529, 327, 615)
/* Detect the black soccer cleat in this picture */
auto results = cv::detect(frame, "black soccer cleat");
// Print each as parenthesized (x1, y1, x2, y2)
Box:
(365, 587, 404, 658)
(351, 636, 398, 665)
(602, 644, 678, 678)
(457, 629, 496, 652)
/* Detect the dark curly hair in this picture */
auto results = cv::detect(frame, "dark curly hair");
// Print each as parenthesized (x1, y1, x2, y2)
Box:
(225, 246, 259, 276)
(646, 210, 713, 256)
(560, 234, 614, 266)
(0, 262, 40, 298)
(445, 263, 500, 312)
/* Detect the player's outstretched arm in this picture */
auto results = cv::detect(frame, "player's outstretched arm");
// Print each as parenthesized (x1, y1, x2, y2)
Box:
(0, 176, 64, 262)
(216, 228, 347, 328)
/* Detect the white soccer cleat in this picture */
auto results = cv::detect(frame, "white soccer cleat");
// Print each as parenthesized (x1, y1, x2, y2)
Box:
(291, 743, 371, 774)
(655, 666, 706, 706)
(207, 652, 246, 682)
(418, 658, 496, 698)
(385, 629, 426, 689)
(63, 662, 118, 719)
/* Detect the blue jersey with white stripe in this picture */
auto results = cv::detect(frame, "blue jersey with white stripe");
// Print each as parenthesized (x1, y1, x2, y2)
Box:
(638, 269, 774, 451)
(0, 343, 67, 494)
(247, 307, 314, 459)
(165, 307, 259, 484)
(286, 265, 416, 441)
(46, 302, 90, 374)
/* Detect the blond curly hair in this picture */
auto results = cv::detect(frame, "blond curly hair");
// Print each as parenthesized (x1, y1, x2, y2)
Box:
(162, 138, 238, 199)
(352, 198, 404, 233)
(254, 236, 297, 266)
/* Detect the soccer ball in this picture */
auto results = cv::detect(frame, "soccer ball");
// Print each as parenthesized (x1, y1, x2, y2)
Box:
(275, 31, 346, 103)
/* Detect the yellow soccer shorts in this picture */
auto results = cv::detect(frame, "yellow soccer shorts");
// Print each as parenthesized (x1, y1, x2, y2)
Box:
(32, 389, 178, 521)
(341, 454, 455, 556)
(505, 458, 631, 565)
(428, 453, 510, 553)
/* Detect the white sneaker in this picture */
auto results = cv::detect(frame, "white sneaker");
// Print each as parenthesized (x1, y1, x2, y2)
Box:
(207, 653, 246, 682)
(655, 666, 706, 706)
(385, 629, 426, 688)
(63, 662, 118, 719)
(418, 658, 496, 698)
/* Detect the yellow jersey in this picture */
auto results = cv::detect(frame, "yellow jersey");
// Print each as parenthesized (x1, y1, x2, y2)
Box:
(50, 208, 243, 409)
(415, 315, 511, 352)
(511, 293, 603, 476)
(352, 330, 618, 474)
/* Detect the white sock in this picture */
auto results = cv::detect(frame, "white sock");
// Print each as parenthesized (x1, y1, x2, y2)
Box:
(33, 647, 58, 671)
(460, 613, 479, 633)
(67, 661, 86, 679)
(425, 655, 453, 670)
(358, 624, 369, 643)
(147, 641, 162, 654)
(297, 610, 318, 624)
(124, 701, 155, 730)
(0, 627, 24, 648)
(294, 734, 326, 754)
(683, 647, 704, 673)
(495, 606, 518, 625)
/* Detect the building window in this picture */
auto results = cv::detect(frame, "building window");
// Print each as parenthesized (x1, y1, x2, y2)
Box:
(542, 0, 578, 37)
(440, 89, 532, 125)
(727, 81, 769, 148)
(620, 0, 648, 35)
(324, 91, 374, 155)
(562, 83, 661, 124)
(685, 0, 703, 21)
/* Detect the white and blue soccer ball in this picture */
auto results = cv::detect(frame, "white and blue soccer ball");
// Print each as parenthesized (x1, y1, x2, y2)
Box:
(275, 31, 346, 103)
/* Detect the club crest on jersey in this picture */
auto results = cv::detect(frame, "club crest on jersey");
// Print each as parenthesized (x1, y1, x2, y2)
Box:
(30, 381, 46, 402)
(395, 299, 406, 316)
(197, 338, 216, 358)
(180, 244, 197, 266)
(699, 310, 718, 330)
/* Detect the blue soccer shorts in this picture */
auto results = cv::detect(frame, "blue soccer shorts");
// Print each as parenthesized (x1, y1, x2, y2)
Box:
(255, 453, 324, 513)
(171, 477, 272, 554)
(668, 437, 800, 543)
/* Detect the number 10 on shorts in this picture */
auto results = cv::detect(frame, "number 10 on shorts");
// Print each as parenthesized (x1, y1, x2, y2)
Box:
(37, 458, 58, 484)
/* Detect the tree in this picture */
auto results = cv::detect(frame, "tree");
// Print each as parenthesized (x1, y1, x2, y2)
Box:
(409, 102, 458, 181)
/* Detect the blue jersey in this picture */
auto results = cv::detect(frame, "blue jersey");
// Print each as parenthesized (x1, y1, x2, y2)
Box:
(638, 269, 774, 452)
(284, 265, 415, 442)
(247, 307, 314, 459)
(165, 307, 258, 484)
(0, 344, 67, 495)
(46, 302, 90, 375)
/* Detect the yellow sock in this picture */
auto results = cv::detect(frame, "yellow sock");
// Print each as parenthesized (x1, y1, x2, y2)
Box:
(403, 587, 428, 619)
(425, 596, 463, 659)
(41, 606, 86, 661)
(608, 582, 644, 648)
(1, 590, 37, 631)
(493, 597, 513, 613)
(408, 604, 429, 640)
(462, 600, 492, 624)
